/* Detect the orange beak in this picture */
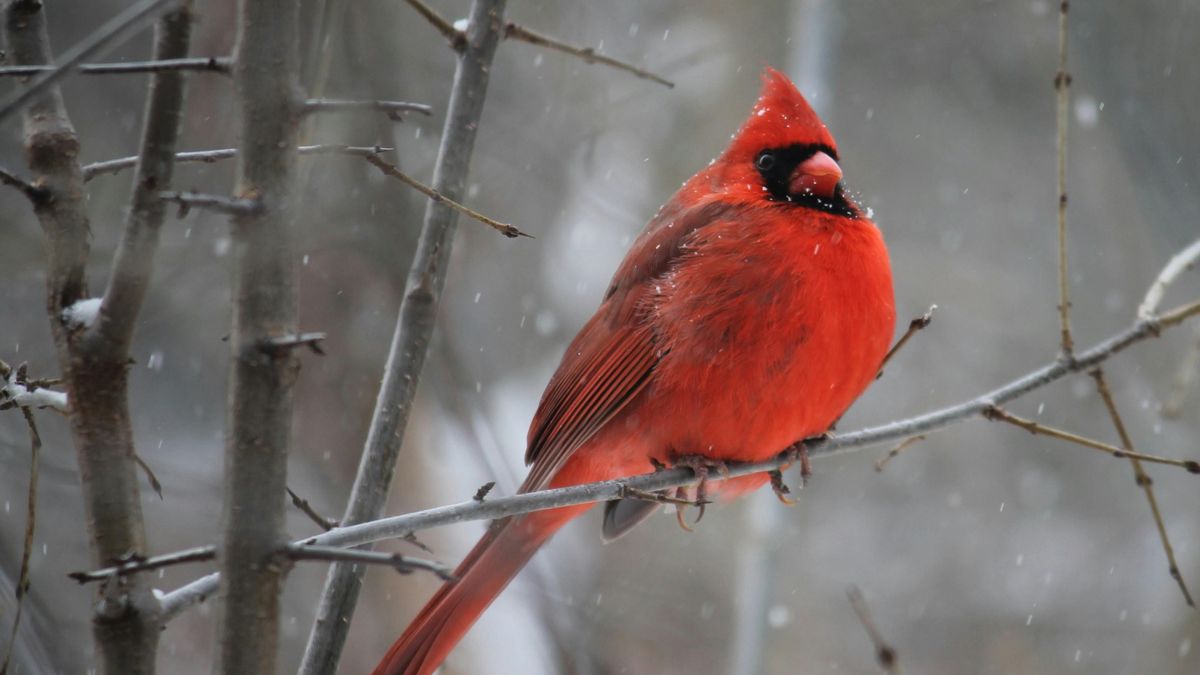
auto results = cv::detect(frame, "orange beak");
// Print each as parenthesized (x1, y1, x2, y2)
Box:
(788, 151, 842, 200)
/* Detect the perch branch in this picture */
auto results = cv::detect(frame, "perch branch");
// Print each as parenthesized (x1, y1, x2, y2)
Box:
(158, 291, 1200, 622)
(1089, 368, 1194, 606)
(298, 2, 510, 672)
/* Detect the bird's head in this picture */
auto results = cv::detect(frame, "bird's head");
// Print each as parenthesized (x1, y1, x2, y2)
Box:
(708, 67, 855, 217)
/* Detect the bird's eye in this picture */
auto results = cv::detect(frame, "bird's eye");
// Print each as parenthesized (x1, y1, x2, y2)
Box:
(755, 152, 776, 171)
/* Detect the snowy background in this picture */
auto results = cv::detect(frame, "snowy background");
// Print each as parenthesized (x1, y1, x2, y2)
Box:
(2, 0, 1199, 673)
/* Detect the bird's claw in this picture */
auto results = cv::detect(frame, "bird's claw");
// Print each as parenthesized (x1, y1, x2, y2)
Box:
(668, 454, 727, 531)
(769, 469, 796, 505)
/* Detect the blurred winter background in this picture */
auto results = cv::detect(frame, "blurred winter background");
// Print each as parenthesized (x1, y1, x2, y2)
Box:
(2, 0, 1199, 673)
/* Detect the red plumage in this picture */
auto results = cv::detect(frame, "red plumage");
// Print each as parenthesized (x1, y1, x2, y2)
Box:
(373, 67, 896, 675)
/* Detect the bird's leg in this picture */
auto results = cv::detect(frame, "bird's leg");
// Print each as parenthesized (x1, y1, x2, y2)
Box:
(668, 454, 726, 530)
(768, 469, 796, 506)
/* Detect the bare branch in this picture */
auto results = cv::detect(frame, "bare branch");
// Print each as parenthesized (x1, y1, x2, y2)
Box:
(158, 190, 263, 217)
(363, 153, 530, 238)
(1090, 369, 1194, 607)
(212, 0, 304, 671)
(983, 406, 1200, 473)
(83, 143, 392, 181)
(847, 586, 902, 674)
(96, 0, 195, 373)
(1054, 0, 1074, 357)
(298, 2, 510, 671)
(504, 21, 674, 88)
(0, 56, 231, 76)
(261, 332, 327, 356)
(6, 1, 163, 671)
(0, 0, 179, 122)
(404, 0, 466, 50)
(68, 546, 215, 584)
(876, 304, 936, 379)
(0, 164, 49, 203)
(301, 98, 433, 120)
(286, 545, 455, 582)
(873, 434, 927, 472)
(1, 361, 68, 412)
(288, 487, 339, 531)
(0, 408, 41, 675)
(1139, 238, 1200, 320)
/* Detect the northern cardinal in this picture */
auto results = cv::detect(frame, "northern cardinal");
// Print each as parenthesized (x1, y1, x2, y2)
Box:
(373, 68, 896, 675)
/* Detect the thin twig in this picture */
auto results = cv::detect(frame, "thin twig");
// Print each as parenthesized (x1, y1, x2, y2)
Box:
(287, 545, 455, 582)
(160, 295, 1200, 622)
(133, 454, 164, 500)
(473, 481, 496, 502)
(403, 0, 466, 50)
(504, 22, 674, 88)
(1090, 368, 1194, 607)
(302, 98, 432, 121)
(874, 434, 927, 472)
(288, 487, 339, 531)
(68, 546, 215, 583)
(0, 0, 179, 122)
(877, 305, 936, 379)
(1, 360, 68, 412)
(0, 56, 231, 76)
(983, 406, 1200, 473)
(1139, 238, 1200, 320)
(0, 164, 48, 203)
(362, 153, 530, 238)
(261, 332, 327, 356)
(847, 586, 902, 674)
(0, 408, 41, 675)
(1054, 0, 1074, 357)
(1162, 327, 1200, 418)
(297, 3, 509, 671)
(83, 143, 393, 181)
(159, 190, 263, 217)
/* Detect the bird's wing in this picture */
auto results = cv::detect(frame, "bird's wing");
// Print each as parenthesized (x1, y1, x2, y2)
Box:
(521, 200, 735, 492)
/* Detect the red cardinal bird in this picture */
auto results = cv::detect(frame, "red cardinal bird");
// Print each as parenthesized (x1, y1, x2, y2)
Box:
(373, 67, 896, 675)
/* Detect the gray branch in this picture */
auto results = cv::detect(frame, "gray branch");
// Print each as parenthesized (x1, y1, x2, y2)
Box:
(68, 546, 216, 583)
(4, 2, 181, 672)
(158, 190, 263, 216)
(297, 1, 509, 672)
(97, 2, 195, 375)
(0, 0, 178, 122)
(301, 97, 433, 120)
(286, 545, 455, 582)
(212, 0, 303, 672)
(0, 56, 230, 76)
(158, 301, 1200, 624)
(82, 143, 391, 181)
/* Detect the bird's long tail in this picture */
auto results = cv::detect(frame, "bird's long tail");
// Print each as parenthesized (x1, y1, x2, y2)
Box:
(371, 501, 588, 675)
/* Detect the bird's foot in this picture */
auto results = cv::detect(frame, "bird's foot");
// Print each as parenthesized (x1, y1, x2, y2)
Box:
(768, 469, 796, 505)
(668, 454, 727, 531)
